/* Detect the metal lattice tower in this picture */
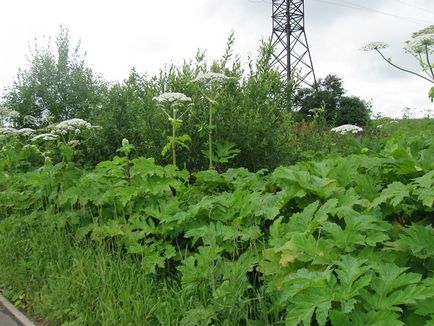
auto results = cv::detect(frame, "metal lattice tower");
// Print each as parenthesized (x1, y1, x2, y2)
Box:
(271, 0, 316, 87)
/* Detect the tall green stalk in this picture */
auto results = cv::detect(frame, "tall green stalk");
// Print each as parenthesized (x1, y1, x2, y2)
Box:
(153, 92, 192, 168)
(172, 107, 177, 167)
(208, 104, 213, 169)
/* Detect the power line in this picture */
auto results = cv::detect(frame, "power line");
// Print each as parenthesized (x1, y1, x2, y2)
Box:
(394, 0, 434, 16)
(312, 0, 433, 25)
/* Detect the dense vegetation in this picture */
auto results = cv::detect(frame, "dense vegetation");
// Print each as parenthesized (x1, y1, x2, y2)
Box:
(2, 29, 374, 172)
(1, 116, 434, 325)
(1, 27, 434, 325)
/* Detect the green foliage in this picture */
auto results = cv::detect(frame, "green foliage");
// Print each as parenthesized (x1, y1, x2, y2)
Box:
(74, 36, 295, 171)
(2, 26, 103, 125)
(2, 28, 434, 326)
(1, 120, 434, 324)
(295, 74, 371, 126)
(337, 96, 372, 126)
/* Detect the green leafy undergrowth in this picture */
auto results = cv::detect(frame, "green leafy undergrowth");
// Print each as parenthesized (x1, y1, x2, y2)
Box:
(1, 132, 434, 325)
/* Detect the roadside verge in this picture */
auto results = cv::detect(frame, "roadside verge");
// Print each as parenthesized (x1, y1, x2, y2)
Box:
(0, 294, 36, 326)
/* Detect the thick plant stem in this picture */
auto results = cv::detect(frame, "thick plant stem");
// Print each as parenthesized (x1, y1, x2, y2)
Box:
(376, 49, 434, 84)
(425, 45, 434, 80)
(172, 108, 177, 167)
(208, 105, 213, 170)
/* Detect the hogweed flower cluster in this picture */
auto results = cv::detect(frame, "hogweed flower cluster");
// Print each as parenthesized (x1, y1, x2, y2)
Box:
(330, 124, 363, 135)
(361, 25, 434, 101)
(17, 128, 35, 136)
(31, 133, 59, 142)
(51, 118, 92, 135)
(152, 92, 192, 103)
(360, 42, 389, 51)
(0, 127, 18, 136)
(0, 127, 35, 136)
(404, 33, 434, 55)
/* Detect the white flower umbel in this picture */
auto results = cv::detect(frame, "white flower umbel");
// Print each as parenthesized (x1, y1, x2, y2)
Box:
(67, 140, 80, 147)
(51, 118, 92, 134)
(360, 42, 389, 51)
(405, 33, 434, 54)
(153, 92, 192, 103)
(16, 128, 35, 136)
(330, 124, 363, 135)
(0, 127, 18, 135)
(192, 72, 229, 83)
(31, 133, 59, 142)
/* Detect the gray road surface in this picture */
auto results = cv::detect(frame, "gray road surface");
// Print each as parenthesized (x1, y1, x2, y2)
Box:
(0, 302, 21, 326)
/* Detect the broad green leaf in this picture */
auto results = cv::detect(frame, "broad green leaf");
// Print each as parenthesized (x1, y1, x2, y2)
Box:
(180, 306, 216, 326)
(372, 181, 410, 207)
(285, 287, 333, 326)
(386, 224, 434, 259)
(412, 170, 434, 207)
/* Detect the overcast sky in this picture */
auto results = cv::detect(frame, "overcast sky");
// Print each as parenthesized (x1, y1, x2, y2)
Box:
(1, 0, 433, 117)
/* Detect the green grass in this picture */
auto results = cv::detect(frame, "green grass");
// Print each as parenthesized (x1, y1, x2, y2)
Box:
(0, 214, 271, 325)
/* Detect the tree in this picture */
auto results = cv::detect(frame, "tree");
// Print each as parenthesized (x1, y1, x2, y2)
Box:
(295, 74, 371, 126)
(336, 96, 371, 126)
(2, 26, 103, 126)
(295, 74, 344, 123)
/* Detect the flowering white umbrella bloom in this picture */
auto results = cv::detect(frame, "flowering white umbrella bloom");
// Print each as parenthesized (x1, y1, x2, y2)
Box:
(153, 92, 192, 103)
(67, 140, 81, 147)
(192, 72, 229, 83)
(405, 33, 434, 54)
(16, 128, 35, 136)
(330, 124, 363, 135)
(0, 127, 18, 135)
(51, 118, 92, 134)
(360, 42, 390, 51)
(31, 133, 59, 142)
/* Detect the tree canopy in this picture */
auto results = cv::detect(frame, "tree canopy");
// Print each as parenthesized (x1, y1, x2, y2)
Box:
(295, 74, 371, 126)
(2, 26, 103, 127)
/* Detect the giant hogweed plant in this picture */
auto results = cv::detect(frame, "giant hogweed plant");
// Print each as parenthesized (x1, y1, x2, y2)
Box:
(362, 25, 434, 102)
(1, 128, 434, 324)
(192, 72, 239, 169)
(153, 92, 192, 167)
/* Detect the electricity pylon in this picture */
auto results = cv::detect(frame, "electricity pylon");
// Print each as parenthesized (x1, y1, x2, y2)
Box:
(271, 0, 316, 87)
